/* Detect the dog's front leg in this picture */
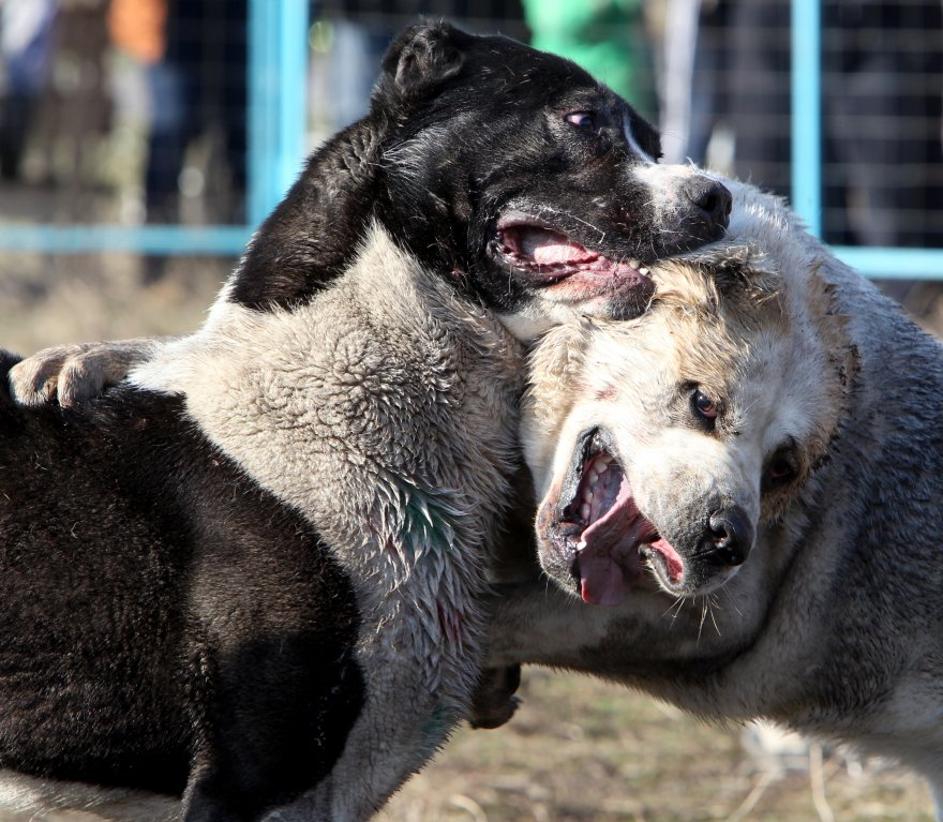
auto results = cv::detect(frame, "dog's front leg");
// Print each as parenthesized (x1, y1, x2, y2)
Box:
(178, 629, 365, 822)
(9, 337, 173, 406)
(485, 580, 618, 669)
(469, 664, 521, 729)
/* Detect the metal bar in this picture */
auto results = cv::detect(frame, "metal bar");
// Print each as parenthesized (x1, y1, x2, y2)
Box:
(276, 0, 309, 195)
(791, 0, 823, 237)
(247, 0, 278, 227)
(0, 225, 251, 255)
(832, 246, 943, 280)
(248, 0, 309, 228)
(3, 226, 935, 280)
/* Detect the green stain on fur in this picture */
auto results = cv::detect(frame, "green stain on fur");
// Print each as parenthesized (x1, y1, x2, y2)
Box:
(420, 704, 459, 751)
(398, 484, 462, 557)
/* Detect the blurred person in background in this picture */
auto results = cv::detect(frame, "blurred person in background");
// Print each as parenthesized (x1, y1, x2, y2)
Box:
(109, 0, 247, 282)
(0, 0, 57, 181)
(313, 1, 526, 132)
(663, 0, 943, 248)
(523, 0, 655, 119)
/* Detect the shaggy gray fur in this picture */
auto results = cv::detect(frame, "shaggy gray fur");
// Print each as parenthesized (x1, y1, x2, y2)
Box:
(491, 171, 943, 812)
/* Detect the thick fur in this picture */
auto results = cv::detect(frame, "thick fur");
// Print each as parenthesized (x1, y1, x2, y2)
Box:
(490, 171, 943, 810)
(1, 23, 731, 821)
(0, 228, 521, 820)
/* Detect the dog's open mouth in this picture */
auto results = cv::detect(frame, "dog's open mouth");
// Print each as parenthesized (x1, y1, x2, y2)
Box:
(549, 428, 684, 605)
(494, 215, 651, 294)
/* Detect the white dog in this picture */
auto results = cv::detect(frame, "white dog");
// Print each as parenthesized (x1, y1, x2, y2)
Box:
(491, 169, 943, 815)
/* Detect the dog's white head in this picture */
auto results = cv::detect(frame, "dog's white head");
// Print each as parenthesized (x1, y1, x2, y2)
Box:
(523, 170, 858, 606)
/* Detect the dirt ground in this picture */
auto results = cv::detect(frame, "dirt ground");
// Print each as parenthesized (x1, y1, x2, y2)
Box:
(1, 251, 940, 821)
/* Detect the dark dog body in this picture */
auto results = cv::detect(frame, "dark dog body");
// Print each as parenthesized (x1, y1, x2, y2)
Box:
(0, 22, 728, 820)
(0, 365, 362, 815)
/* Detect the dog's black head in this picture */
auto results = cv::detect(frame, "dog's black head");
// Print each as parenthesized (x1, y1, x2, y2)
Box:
(231, 22, 730, 332)
(373, 22, 731, 332)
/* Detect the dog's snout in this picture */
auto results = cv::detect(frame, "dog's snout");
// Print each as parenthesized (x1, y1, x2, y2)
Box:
(702, 505, 754, 567)
(682, 178, 732, 234)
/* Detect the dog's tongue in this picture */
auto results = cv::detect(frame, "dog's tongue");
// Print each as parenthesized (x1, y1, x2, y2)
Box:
(579, 557, 629, 606)
(576, 473, 643, 606)
(518, 227, 598, 266)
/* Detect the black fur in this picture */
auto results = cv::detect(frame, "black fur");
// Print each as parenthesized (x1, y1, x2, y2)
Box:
(0, 378, 364, 817)
(232, 21, 723, 315)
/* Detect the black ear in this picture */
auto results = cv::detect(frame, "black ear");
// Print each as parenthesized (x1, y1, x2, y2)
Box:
(380, 21, 467, 99)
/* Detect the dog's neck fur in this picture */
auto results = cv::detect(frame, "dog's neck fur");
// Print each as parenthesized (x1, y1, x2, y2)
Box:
(133, 224, 525, 715)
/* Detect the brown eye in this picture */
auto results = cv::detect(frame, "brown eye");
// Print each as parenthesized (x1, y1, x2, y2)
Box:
(764, 448, 798, 489)
(692, 389, 718, 424)
(565, 111, 595, 129)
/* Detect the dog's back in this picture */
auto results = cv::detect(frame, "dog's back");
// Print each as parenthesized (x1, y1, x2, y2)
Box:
(0, 370, 193, 792)
(0, 365, 364, 807)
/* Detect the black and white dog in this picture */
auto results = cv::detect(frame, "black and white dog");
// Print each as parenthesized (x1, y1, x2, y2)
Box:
(0, 22, 728, 821)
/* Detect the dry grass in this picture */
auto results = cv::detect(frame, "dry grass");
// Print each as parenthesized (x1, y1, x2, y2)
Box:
(381, 670, 933, 821)
(1, 252, 939, 820)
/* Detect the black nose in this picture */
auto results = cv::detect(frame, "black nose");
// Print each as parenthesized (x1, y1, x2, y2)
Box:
(682, 177, 732, 233)
(702, 505, 754, 567)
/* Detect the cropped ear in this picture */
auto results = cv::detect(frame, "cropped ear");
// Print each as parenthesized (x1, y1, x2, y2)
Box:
(380, 21, 467, 99)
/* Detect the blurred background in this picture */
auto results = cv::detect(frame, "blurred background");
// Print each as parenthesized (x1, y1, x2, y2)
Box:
(0, 0, 940, 818)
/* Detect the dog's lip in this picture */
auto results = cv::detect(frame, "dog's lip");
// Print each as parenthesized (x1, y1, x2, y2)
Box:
(639, 540, 686, 592)
(543, 428, 680, 605)
(491, 212, 653, 290)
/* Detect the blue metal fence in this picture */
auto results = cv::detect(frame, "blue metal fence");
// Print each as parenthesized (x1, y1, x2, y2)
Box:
(1, 0, 940, 280)
(791, 0, 942, 279)
(0, 0, 309, 256)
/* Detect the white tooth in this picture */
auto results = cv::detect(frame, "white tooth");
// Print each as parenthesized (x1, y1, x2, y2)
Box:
(577, 540, 587, 552)
(629, 259, 640, 268)
(589, 471, 600, 485)
(584, 490, 594, 502)
(639, 266, 650, 275)
(580, 503, 591, 520)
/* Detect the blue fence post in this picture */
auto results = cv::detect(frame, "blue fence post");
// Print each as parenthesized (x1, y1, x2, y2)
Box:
(248, 0, 310, 230)
(791, 0, 822, 238)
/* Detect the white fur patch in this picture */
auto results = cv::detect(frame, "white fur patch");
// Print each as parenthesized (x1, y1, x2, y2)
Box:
(0, 770, 178, 821)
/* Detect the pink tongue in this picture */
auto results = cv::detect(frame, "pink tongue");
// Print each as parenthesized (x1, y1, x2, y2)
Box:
(580, 559, 628, 606)
(519, 227, 598, 266)
(577, 474, 640, 606)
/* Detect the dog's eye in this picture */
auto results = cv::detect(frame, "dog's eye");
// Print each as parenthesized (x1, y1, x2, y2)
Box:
(764, 448, 799, 490)
(691, 389, 719, 426)
(565, 111, 596, 129)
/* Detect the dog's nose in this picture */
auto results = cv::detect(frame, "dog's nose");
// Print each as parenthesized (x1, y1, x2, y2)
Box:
(702, 505, 754, 567)
(682, 177, 732, 233)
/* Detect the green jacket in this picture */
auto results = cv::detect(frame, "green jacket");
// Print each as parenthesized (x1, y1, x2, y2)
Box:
(524, 0, 655, 117)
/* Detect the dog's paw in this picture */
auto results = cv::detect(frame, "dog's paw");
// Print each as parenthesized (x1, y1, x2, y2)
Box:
(468, 664, 522, 730)
(9, 339, 159, 407)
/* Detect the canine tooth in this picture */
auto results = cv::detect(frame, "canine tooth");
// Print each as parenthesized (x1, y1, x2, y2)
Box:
(580, 503, 590, 520)
(577, 540, 587, 552)
(639, 266, 650, 275)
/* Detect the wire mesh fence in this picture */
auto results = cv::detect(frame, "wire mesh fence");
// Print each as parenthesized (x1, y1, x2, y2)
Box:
(667, 0, 943, 249)
(0, 0, 941, 270)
